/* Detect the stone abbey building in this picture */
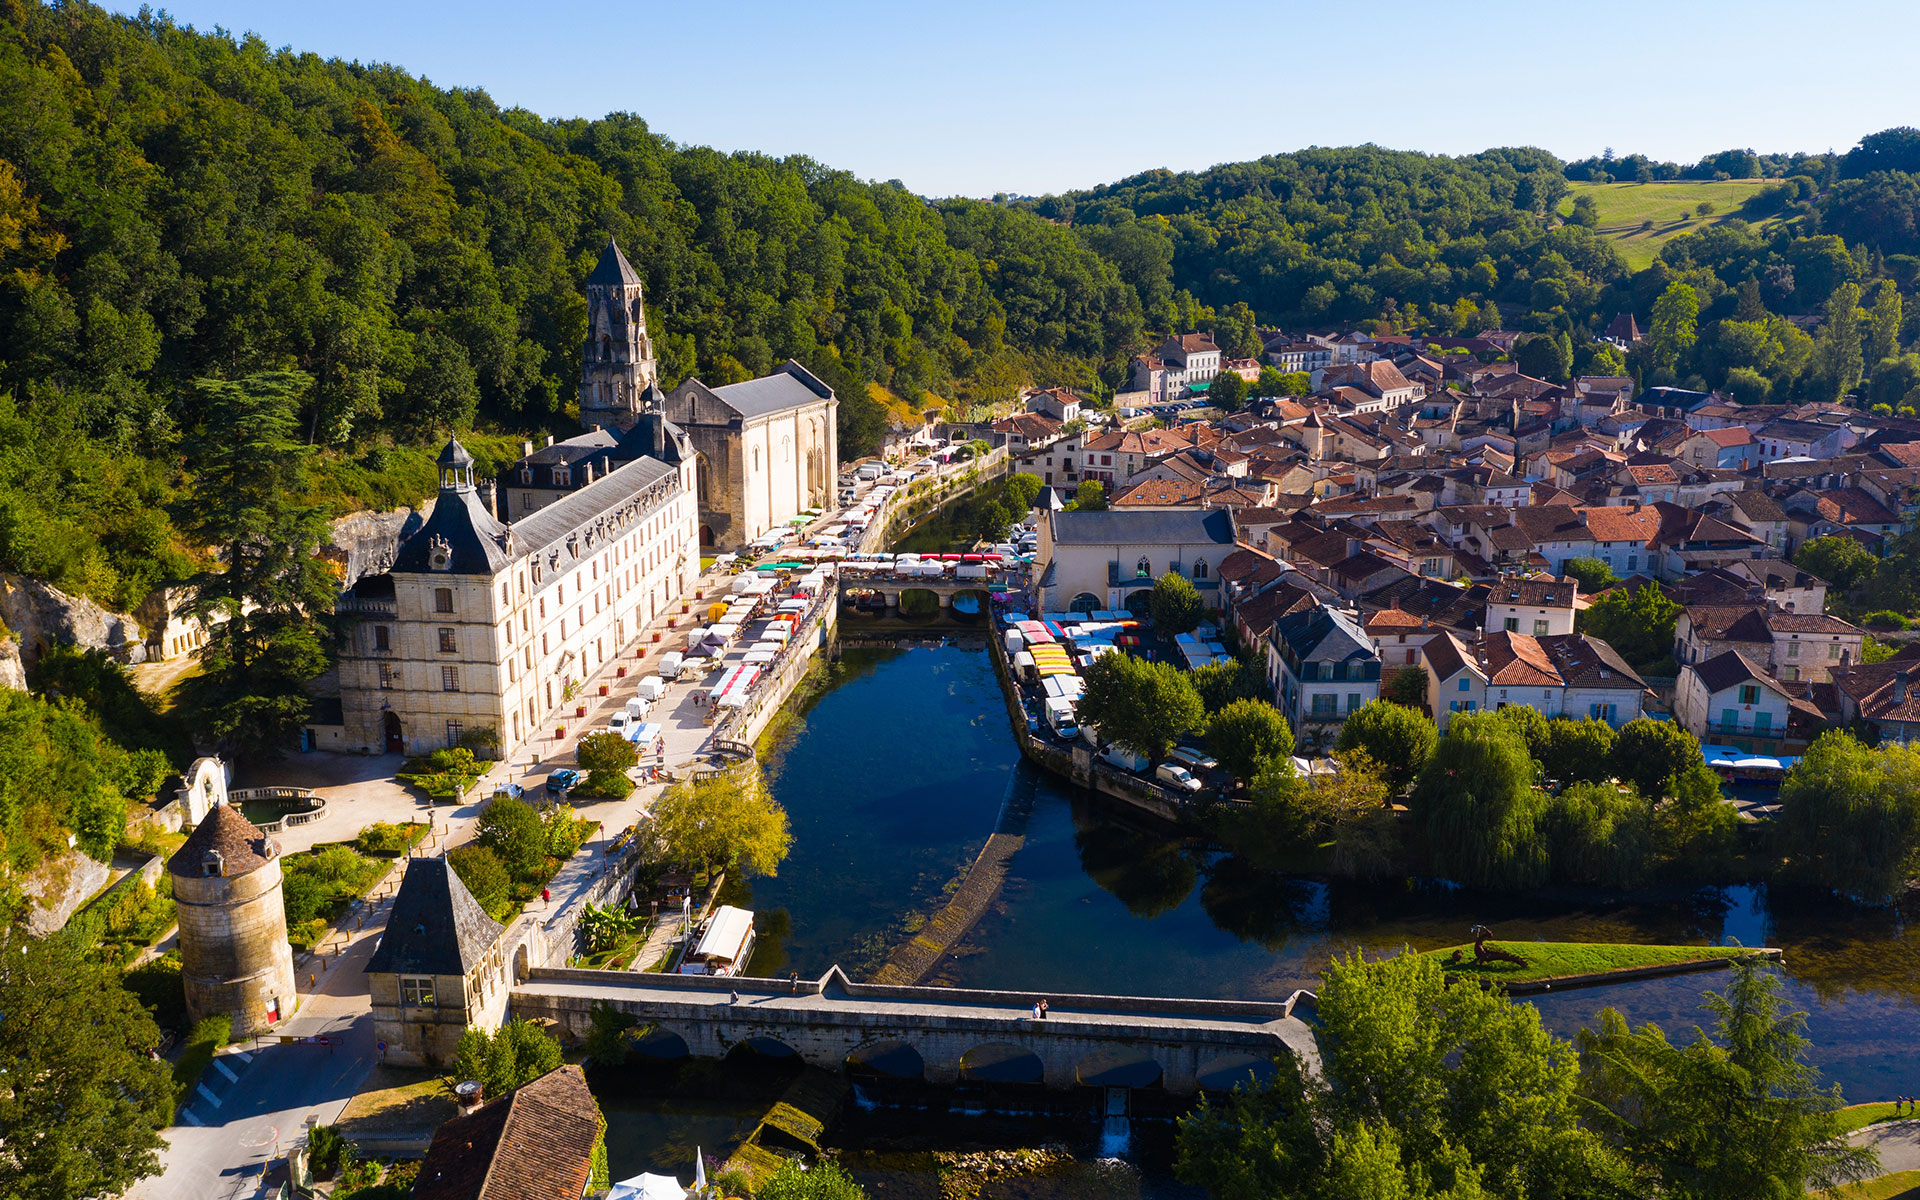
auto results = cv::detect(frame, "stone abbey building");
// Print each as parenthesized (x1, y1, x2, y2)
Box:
(333, 237, 835, 757)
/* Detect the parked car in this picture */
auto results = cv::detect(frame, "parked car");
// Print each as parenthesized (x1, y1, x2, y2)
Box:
(545, 768, 583, 797)
(1166, 746, 1220, 773)
(492, 782, 525, 804)
(1155, 763, 1204, 793)
(607, 711, 635, 739)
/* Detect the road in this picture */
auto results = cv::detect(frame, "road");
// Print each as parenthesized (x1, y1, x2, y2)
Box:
(1857, 1117, 1920, 1177)
(134, 529, 859, 1196)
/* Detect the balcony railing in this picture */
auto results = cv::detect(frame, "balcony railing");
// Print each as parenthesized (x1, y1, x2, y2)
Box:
(338, 596, 396, 615)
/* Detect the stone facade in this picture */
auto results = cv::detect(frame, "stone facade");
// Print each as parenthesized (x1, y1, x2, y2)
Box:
(336, 435, 699, 760)
(578, 239, 658, 431)
(169, 806, 298, 1036)
(664, 361, 838, 550)
(367, 857, 511, 1068)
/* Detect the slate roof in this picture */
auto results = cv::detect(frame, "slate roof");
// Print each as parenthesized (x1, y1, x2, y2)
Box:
(168, 804, 276, 878)
(413, 1066, 600, 1200)
(367, 857, 504, 978)
(1538, 632, 1645, 688)
(1689, 649, 1789, 697)
(1489, 575, 1577, 609)
(392, 485, 514, 577)
(1048, 507, 1236, 546)
(508, 455, 676, 574)
(1271, 604, 1375, 662)
(585, 237, 642, 288)
(706, 360, 834, 419)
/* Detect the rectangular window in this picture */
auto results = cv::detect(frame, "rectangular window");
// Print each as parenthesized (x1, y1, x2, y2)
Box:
(1459, 677, 1472, 692)
(445, 720, 463, 749)
(1627, 555, 1638, 571)
(1533, 619, 1550, 636)
(1503, 617, 1518, 632)
(438, 628, 456, 653)
(1787, 640, 1800, 658)
(378, 664, 394, 690)
(434, 587, 454, 613)
(1738, 684, 1759, 704)
(441, 666, 459, 692)
(1829, 642, 1842, 660)
(1311, 693, 1337, 717)
(1347, 693, 1362, 713)
(400, 976, 435, 1007)
(373, 625, 390, 651)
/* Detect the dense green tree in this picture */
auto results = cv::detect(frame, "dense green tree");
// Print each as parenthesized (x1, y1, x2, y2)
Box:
(1811, 281, 1866, 400)
(448, 844, 512, 919)
(1867, 278, 1904, 365)
(1576, 581, 1681, 673)
(1795, 535, 1878, 592)
(1209, 368, 1248, 411)
(1380, 665, 1428, 708)
(648, 764, 792, 878)
(1536, 717, 1618, 786)
(1515, 331, 1573, 382)
(451, 1020, 564, 1100)
(1610, 718, 1709, 801)
(1177, 949, 1628, 1200)
(1077, 652, 1205, 761)
(1070, 479, 1107, 511)
(173, 371, 337, 757)
(1206, 698, 1295, 782)
(1410, 712, 1547, 888)
(1336, 700, 1438, 792)
(0, 927, 173, 1199)
(1777, 730, 1920, 902)
(1576, 961, 1875, 1197)
(1541, 782, 1651, 887)
(1149, 571, 1205, 634)
(1003, 471, 1043, 513)
(1190, 653, 1268, 713)
(1647, 282, 1700, 371)
(1562, 557, 1617, 593)
(475, 795, 548, 880)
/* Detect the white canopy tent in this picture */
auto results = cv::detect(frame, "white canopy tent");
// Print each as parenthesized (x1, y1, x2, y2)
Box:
(606, 1173, 687, 1200)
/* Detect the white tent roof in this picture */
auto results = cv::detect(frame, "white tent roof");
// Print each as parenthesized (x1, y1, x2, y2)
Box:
(606, 1173, 686, 1200)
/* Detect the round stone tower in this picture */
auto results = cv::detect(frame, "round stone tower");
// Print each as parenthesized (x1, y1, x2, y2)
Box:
(168, 803, 298, 1035)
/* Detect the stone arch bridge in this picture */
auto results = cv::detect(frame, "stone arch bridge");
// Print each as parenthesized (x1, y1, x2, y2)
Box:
(510, 965, 1318, 1094)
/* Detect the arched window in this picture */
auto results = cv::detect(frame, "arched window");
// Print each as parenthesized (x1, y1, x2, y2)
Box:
(1135, 556, 1152, 578)
(599, 334, 611, 359)
(631, 298, 644, 326)
(1069, 593, 1101, 614)
(1192, 559, 1209, 580)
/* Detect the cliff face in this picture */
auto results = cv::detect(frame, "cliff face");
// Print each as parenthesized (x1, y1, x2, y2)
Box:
(0, 638, 24, 691)
(20, 849, 114, 938)
(0, 573, 146, 669)
(326, 502, 431, 591)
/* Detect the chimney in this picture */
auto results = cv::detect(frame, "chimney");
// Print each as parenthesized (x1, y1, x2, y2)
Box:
(522, 439, 533, 458)
(546, 435, 556, 448)
(454, 1080, 483, 1113)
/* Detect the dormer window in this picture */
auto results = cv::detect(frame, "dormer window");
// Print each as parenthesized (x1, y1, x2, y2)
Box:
(519, 466, 533, 486)
(202, 850, 224, 878)
(554, 467, 571, 488)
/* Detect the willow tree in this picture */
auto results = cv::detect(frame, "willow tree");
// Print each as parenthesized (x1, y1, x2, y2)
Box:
(1409, 711, 1547, 888)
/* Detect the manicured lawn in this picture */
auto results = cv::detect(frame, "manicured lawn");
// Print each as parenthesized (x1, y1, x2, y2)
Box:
(1839, 1102, 1906, 1134)
(1818, 1169, 1920, 1199)
(1424, 941, 1755, 984)
(1561, 180, 1782, 270)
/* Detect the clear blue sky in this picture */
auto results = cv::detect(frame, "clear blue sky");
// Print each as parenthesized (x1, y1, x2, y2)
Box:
(114, 0, 1920, 197)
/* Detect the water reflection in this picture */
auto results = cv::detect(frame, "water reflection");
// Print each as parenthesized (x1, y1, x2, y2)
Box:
(749, 643, 1920, 1101)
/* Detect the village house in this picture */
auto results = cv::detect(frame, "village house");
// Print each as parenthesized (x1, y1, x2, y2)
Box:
(1421, 629, 1489, 731)
(1673, 605, 1865, 684)
(1675, 650, 1800, 751)
(1034, 507, 1237, 615)
(1265, 603, 1382, 747)
(1485, 574, 1578, 638)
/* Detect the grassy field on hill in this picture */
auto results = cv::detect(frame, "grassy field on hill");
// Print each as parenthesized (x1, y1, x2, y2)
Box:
(1562, 180, 1782, 269)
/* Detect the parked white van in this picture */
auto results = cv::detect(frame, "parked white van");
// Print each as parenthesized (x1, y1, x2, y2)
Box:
(635, 675, 666, 702)
(1155, 762, 1204, 792)
(658, 651, 686, 679)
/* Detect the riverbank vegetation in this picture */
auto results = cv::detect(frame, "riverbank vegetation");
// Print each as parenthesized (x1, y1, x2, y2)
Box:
(648, 764, 792, 881)
(447, 795, 592, 922)
(1177, 953, 1873, 1199)
(1422, 940, 1757, 985)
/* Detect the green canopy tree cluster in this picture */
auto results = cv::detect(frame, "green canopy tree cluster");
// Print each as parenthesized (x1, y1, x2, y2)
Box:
(1076, 650, 1205, 761)
(1778, 730, 1920, 902)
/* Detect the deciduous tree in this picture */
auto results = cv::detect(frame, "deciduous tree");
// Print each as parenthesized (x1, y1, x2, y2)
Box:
(1410, 711, 1547, 888)
(1647, 282, 1700, 371)
(1777, 730, 1920, 902)
(1336, 700, 1437, 792)
(1206, 698, 1295, 782)
(451, 1019, 564, 1100)
(1149, 571, 1205, 634)
(475, 795, 548, 880)
(648, 764, 792, 878)
(1077, 652, 1205, 761)
(0, 928, 172, 1200)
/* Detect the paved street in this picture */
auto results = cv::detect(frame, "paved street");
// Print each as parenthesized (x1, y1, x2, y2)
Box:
(136, 544, 841, 1196)
(1856, 1117, 1920, 1176)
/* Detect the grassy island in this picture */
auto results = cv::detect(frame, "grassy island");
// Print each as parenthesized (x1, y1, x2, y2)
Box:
(1425, 942, 1761, 986)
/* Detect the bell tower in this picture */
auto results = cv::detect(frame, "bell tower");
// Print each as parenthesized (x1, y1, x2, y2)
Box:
(579, 236, 658, 431)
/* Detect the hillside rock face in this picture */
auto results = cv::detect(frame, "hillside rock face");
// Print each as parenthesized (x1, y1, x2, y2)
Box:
(21, 849, 113, 937)
(0, 573, 146, 670)
(326, 502, 431, 590)
(0, 638, 24, 692)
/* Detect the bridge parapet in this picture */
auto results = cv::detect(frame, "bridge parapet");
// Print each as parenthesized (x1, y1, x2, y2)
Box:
(510, 964, 1319, 1093)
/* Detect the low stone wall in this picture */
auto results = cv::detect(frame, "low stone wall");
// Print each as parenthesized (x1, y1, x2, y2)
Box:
(505, 850, 649, 979)
(227, 787, 327, 834)
(1497, 948, 1783, 996)
(704, 589, 840, 757)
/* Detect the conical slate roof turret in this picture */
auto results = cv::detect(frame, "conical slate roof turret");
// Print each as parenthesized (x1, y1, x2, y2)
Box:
(168, 803, 276, 878)
(585, 236, 641, 288)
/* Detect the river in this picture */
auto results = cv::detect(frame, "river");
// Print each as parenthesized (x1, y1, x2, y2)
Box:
(601, 638, 1920, 1190)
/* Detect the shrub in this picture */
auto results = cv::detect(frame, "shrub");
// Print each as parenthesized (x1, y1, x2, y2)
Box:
(307, 1123, 348, 1177)
(123, 955, 188, 1030)
(449, 844, 512, 919)
(354, 821, 418, 856)
(1859, 609, 1910, 631)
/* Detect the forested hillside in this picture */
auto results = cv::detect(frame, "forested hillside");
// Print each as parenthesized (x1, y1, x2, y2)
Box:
(9, 1, 1920, 620)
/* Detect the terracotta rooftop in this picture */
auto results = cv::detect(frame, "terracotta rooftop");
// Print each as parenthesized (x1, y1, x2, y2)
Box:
(413, 1066, 600, 1200)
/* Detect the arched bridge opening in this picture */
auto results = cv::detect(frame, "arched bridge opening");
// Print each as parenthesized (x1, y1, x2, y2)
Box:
(959, 1041, 1045, 1086)
(845, 1039, 926, 1082)
(1076, 1047, 1164, 1090)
